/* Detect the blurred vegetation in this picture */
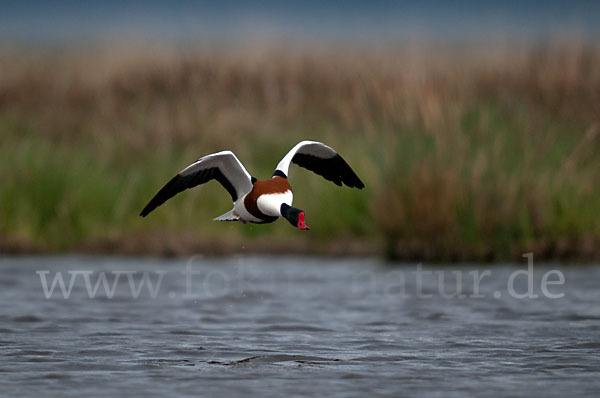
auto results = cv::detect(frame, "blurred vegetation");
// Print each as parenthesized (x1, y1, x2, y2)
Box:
(1, 41, 599, 261)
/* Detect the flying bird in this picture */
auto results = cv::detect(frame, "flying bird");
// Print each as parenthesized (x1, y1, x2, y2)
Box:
(139, 141, 364, 229)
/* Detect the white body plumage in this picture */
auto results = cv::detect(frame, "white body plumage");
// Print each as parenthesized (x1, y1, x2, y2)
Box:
(257, 190, 293, 217)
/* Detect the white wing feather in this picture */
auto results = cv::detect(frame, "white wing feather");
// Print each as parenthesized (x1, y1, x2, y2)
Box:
(274, 141, 364, 189)
(275, 141, 337, 177)
(140, 151, 253, 217)
(180, 151, 253, 201)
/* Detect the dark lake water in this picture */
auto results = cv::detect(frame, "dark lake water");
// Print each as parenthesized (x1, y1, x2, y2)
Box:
(1, 256, 599, 397)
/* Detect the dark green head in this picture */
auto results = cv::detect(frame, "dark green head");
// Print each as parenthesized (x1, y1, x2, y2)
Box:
(280, 204, 310, 230)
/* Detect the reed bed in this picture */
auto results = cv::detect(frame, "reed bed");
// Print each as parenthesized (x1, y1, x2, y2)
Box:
(1, 40, 599, 260)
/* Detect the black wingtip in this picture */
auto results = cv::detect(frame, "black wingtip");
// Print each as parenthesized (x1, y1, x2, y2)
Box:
(354, 175, 366, 189)
(139, 206, 152, 217)
(291, 152, 366, 190)
(343, 172, 365, 189)
(345, 182, 365, 189)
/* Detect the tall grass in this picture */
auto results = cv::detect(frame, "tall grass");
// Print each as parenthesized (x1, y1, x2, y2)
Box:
(1, 41, 599, 260)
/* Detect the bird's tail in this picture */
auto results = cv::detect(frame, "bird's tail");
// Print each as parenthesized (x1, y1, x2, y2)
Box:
(213, 209, 239, 222)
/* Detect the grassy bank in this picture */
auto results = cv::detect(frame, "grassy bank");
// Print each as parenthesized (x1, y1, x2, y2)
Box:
(1, 41, 599, 261)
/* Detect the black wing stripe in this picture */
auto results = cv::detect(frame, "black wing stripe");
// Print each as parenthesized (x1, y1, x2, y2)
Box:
(292, 153, 365, 189)
(139, 167, 237, 217)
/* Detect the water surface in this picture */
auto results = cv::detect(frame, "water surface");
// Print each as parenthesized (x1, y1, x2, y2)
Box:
(1, 256, 599, 397)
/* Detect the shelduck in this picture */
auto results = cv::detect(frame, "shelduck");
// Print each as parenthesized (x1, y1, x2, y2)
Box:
(139, 141, 364, 229)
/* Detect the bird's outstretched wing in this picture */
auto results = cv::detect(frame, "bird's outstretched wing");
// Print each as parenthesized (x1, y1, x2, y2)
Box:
(140, 151, 253, 217)
(274, 141, 364, 188)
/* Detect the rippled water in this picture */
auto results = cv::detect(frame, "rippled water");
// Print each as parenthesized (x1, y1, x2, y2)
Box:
(1, 256, 599, 397)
